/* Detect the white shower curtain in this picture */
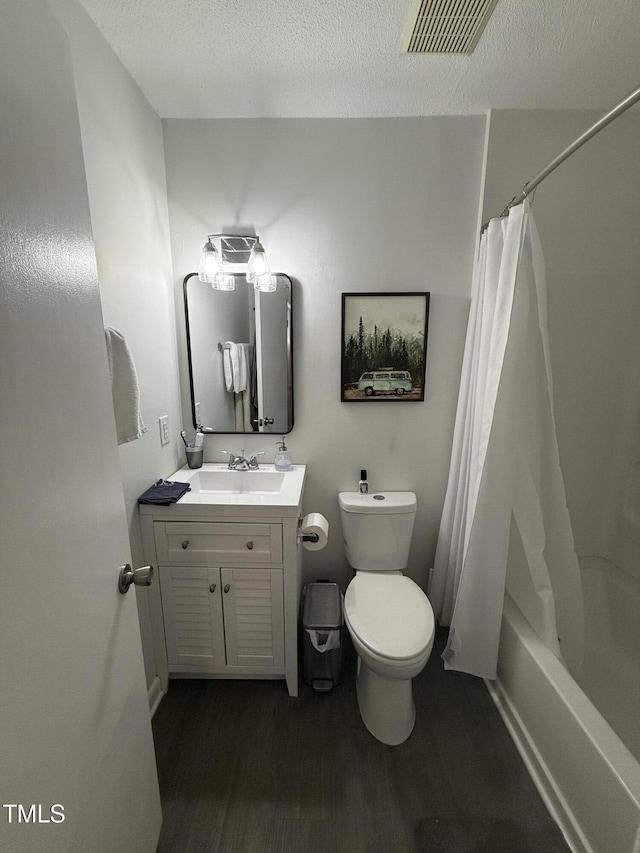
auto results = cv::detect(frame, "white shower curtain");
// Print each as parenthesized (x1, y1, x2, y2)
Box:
(430, 200, 583, 679)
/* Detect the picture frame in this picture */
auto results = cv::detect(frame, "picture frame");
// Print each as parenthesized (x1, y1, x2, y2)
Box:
(341, 292, 430, 403)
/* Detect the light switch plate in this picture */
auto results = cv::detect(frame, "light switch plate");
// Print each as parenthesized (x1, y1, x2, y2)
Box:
(159, 415, 170, 446)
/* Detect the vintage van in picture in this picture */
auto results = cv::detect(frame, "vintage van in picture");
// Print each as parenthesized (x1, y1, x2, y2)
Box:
(357, 370, 413, 396)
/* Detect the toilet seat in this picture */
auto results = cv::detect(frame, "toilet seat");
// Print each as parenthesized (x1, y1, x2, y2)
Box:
(344, 573, 435, 662)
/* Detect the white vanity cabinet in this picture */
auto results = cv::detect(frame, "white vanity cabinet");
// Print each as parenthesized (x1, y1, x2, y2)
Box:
(154, 521, 285, 671)
(139, 464, 306, 698)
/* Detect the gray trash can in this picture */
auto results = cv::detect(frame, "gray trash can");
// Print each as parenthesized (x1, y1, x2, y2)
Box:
(302, 582, 343, 692)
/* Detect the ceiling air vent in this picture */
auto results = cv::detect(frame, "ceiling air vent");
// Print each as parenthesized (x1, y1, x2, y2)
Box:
(403, 0, 499, 54)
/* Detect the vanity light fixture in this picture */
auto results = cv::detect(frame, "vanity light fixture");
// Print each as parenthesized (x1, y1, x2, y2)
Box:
(197, 234, 276, 292)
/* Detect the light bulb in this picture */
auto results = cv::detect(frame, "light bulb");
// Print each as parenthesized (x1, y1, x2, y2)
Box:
(197, 240, 220, 282)
(212, 272, 235, 291)
(246, 240, 270, 284)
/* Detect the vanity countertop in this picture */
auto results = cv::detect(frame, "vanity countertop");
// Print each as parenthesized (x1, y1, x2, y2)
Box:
(138, 463, 306, 519)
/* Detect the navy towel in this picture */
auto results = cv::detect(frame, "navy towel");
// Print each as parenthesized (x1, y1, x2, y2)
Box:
(138, 479, 191, 505)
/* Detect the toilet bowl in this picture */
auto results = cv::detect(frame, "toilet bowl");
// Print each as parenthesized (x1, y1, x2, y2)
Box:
(339, 491, 435, 746)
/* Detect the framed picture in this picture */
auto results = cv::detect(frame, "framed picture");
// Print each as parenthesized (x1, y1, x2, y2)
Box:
(341, 292, 430, 403)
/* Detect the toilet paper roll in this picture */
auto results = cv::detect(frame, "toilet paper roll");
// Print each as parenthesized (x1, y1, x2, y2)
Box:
(300, 512, 329, 551)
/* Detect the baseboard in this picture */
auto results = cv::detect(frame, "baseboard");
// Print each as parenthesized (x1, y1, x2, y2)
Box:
(148, 675, 164, 718)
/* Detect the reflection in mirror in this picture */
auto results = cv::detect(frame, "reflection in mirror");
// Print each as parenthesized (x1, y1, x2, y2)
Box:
(184, 273, 293, 434)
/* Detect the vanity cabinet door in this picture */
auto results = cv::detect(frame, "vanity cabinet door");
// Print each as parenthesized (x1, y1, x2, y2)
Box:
(160, 566, 226, 668)
(221, 568, 285, 668)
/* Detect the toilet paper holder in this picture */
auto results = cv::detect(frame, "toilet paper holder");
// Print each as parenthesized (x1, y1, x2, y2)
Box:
(297, 513, 329, 549)
(297, 517, 319, 543)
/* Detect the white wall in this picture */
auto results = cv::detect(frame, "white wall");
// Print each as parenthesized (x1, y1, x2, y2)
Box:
(163, 117, 486, 587)
(50, 0, 183, 687)
(483, 109, 640, 578)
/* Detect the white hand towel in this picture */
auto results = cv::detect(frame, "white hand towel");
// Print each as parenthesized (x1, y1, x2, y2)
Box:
(235, 343, 248, 393)
(224, 341, 248, 393)
(104, 328, 148, 445)
(233, 388, 252, 431)
(223, 343, 234, 391)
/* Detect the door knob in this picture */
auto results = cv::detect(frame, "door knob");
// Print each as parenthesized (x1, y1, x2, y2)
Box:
(118, 564, 154, 594)
(224, 584, 231, 593)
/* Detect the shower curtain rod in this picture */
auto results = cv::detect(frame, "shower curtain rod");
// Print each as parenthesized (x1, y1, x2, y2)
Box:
(492, 83, 640, 222)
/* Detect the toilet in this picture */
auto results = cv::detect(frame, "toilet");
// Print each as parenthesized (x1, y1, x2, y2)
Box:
(338, 491, 435, 745)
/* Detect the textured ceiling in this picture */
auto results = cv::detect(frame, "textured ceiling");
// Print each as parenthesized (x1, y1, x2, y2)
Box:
(76, 0, 640, 118)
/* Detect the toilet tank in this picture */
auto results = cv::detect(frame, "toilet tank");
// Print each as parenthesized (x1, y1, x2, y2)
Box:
(338, 492, 417, 571)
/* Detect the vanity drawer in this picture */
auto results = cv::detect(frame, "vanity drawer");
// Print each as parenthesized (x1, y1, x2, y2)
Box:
(154, 522, 283, 565)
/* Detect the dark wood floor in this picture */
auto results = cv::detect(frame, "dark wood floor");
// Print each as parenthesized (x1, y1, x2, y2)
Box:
(152, 628, 571, 852)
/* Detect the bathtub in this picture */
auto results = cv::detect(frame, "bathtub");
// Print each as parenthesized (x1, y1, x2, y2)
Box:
(487, 557, 640, 853)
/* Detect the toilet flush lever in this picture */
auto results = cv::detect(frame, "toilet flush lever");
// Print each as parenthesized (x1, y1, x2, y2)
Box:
(118, 564, 154, 594)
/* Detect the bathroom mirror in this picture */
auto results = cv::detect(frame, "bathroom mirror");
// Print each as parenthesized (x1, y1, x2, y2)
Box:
(184, 273, 293, 434)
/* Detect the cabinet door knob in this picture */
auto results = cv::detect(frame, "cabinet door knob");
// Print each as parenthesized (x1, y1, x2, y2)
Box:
(209, 583, 217, 593)
(224, 584, 231, 593)
(181, 539, 190, 549)
(246, 540, 254, 550)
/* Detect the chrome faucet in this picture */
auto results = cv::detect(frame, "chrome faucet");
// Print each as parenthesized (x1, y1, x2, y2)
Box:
(221, 449, 265, 470)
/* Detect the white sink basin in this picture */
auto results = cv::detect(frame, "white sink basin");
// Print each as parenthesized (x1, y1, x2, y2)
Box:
(186, 468, 285, 495)
(170, 463, 306, 509)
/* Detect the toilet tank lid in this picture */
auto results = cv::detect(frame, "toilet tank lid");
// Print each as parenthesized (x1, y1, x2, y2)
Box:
(338, 492, 417, 514)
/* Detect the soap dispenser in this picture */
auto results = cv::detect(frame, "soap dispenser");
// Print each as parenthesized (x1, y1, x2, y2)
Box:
(275, 437, 293, 471)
